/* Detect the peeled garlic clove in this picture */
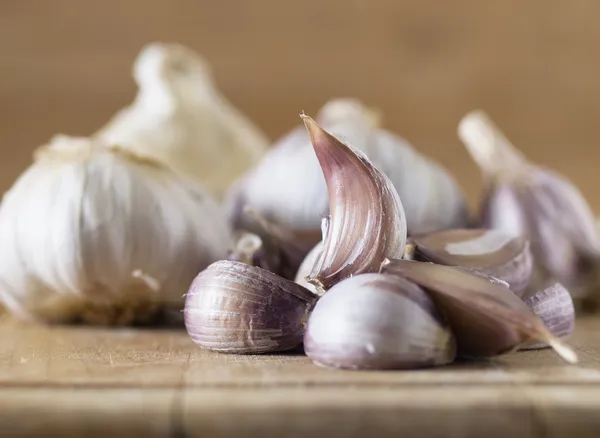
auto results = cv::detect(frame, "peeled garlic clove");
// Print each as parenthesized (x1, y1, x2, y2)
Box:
(184, 260, 318, 354)
(227, 98, 467, 238)
(411, 228, 533, 296)
(304, 273, 456, 370)
(520, 282, 575, 350)
(459, 111, 600, 295)
(0, 136, 232, 324)
(294, 242, 323, 295)
(95, 43, 269, 198)
(381, 260, 578, 363)
(302, 116, 406, 291)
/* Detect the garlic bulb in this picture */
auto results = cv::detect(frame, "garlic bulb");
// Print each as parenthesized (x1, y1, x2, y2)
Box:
(95, 43, 269, 198)
(228, 98, 467, 236)
(302, 116, 406, 291)
(459, 111, 600, 297)
(304, 273, 456, 370)
(0, 135, 232, 324)
(184, 260, 318, 353)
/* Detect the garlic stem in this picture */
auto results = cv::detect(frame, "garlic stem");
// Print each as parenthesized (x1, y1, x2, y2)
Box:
(458, 110, 528, 178)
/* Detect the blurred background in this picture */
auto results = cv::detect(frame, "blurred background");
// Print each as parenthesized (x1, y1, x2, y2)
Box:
(1, 0, 599, 209)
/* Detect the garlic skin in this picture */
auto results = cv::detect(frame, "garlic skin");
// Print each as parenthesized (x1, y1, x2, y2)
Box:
(294, 242, 323, 295)
(304, 273, 456, 370)
(411, 228, 533, 296)
(227, 98, 467, 236)
(302, 116, 406, 291)
(95, 43, 269, 198)
(184, 260, 318, 354)
(520, 282, 575, 350)
(0, 136, 232, 324)
(382, 260, 578, 363)
(459, 111, 600, 296)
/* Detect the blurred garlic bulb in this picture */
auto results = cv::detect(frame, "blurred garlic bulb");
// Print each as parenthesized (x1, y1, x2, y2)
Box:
(459, 111, 600, 297)
(95, 43, 269, 198)
(228, 98, 467, 236)
(0, 135, 232, 324)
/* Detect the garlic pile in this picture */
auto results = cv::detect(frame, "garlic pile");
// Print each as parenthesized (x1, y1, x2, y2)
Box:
(95, 43, 269, 198)
(0, 135, 231, 324)
(185, 115, 580, 369)
(227, 98, 468, 241)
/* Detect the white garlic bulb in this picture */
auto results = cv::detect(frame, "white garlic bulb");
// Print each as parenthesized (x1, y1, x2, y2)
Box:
(228, 98, 467, 235)
(95, 43, 269, 198)
(0, 135, 232, 324)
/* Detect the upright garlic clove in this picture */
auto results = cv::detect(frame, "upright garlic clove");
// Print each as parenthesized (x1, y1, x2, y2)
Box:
(520, 282, 575, 350)
(0, 136, 232, 324)
(381, 260, 578, 363)
(227, 98, 468, 237)
(410, 228, 533, 296)
(302, 116, 407, 291)
(459, 111, 600, 297)
(184, 260, 318, 354)
(304, 273, 456, 370)
(94, 43, 269, 198)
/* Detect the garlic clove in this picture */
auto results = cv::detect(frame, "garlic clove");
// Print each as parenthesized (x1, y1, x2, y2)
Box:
(94, 43, 269, 198)
(184, 260, 318, 354)
(459, 110, 600, 297)
(520, 282, 575, 350)
(304, 273, 456, 370)
(411, 228, 533, 296)
(381, 259, 578, 363)
(0, 135, 232, 324)
(294, 242, 324, 295)
(301, 115, 407, 291)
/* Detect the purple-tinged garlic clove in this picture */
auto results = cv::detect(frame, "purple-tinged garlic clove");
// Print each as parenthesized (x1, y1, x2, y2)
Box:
(304, 273, 456, 370)
(520, 282, 575, 350)
(184, 260, 318, 354)
(411, 228, 533, 296)
(302, 115, 407, 292)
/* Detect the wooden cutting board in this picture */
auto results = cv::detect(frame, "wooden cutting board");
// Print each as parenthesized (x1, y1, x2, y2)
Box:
(0, 315, 599, 438)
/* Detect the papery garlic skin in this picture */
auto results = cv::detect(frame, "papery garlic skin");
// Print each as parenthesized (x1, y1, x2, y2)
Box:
(227, 98, 467, 236)
(184, 260, 318, 354)
(302, 116, 406, 291)
(0, 136, 232, 324)
(304, 273, 456, 370)
(95, 43, 269, 198)
(459, 111, 600, 296)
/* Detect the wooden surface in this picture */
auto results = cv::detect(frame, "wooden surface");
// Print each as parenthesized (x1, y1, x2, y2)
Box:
(3, 1, 600, 210)
(0, 316, 598, 437)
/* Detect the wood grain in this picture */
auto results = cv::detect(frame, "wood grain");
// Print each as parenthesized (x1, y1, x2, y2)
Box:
(0, 316, 599, 437)
(2, 0, 600, 210)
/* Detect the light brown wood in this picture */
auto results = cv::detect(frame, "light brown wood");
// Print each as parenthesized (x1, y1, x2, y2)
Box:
(0, 316, 599, 437)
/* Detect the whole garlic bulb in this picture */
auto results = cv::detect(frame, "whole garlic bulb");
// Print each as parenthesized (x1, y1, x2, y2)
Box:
(459, 111, 600, 297)
(0, 135, 232, 324)
(228, 98, 467, 235)
(95, 43, 269, 198)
